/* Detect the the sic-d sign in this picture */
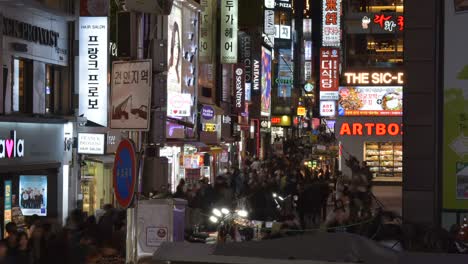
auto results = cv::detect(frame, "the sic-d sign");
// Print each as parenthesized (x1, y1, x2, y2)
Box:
(344, 72, 404, 85)
(233, 64, 245, 114)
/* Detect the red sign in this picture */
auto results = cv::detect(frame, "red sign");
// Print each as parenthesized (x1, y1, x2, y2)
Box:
(373, 14, 404, 32)
(339, 122, 403, 136)
(271, 117, 281, 124)
(319, 48, 340, 100)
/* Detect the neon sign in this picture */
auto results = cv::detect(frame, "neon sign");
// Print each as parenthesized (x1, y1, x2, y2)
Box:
(339, 122, 403, 136)
(344, 72, 404, 85)
(372, 14, 404, 32)
(0, 131, 25, 159)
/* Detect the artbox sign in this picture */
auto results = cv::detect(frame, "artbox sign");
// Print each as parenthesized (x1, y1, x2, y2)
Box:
(338, 122, 403, 136)
(233, 64, 245, 114)
(320, 48, 340, 100)
(322, 0, 341, 47)
(320, 101, 336, 117)
(201, 105, 215, 120)
(220, 0, 238, 63)
(78, 17, 108, 127)
(0, 131, 25, 159)
(167, 92, 192, 117)
(77, 133, 105, 155)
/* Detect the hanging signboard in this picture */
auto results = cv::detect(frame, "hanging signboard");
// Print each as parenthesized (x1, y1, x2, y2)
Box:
(78, 16, 108, 127)
(111, 60, 152, 130)
(233, 64, 246, 114)
(322, 0, 341, 47)
(220, 0, 238, 63)
(319, 47, 340, 100)
(200, 0, 215, 63)
(264, 9, 275, 35)
(167, 92, 192, 117)
(320, 101, 336, 117)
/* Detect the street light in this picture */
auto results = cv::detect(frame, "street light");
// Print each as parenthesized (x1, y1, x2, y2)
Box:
(213, 208, 222, 217)
(237, 210, 248, 218)
(209, 216, 218, 223)
(221, 208, 230, 215)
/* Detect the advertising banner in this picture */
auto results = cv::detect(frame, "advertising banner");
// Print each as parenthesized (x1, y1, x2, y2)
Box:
(319, 48, 340, 100)
(167, 4, 182, 93)
(19, 176, 47, 216)
(167, 92, 192, 117)
(78, 17, 108, 127)
(233, 64, 246, 114)
(4, 180, 12, 233)
(199, 0, 215, 63)
(338, 86, 403, 116)
(261, 47, 272, 117)
(220, 0, 238, 63)
(111, 60, 152, 130)
(322, 0, 341, 47)
(277, 49, 293, 97)
(443, 0, 468, 207)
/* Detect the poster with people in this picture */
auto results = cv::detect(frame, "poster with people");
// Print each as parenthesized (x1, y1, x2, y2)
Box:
(19, 176, 47, 216)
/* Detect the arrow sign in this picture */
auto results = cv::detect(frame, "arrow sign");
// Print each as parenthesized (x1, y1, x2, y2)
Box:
(450, 135, 468, 158)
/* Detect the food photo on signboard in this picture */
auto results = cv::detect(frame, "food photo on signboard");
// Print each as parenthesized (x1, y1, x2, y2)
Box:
(338, 86, 403, 116)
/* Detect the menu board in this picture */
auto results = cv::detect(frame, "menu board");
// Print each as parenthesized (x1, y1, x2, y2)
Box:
(364, 142, 403, 179)
(338, 86, 403, 116)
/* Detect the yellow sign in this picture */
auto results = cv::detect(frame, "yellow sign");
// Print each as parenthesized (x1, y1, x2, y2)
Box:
(203, 123, 217, 132)
(297, 106, 306, 116)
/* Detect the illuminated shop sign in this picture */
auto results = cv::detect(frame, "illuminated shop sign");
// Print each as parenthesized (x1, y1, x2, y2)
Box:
(319, 47, 340, 100)
(200, 0, 215, 63)
(77, 133, 105, 155)
(320, 101, 336, 117)
(0, 131, 25, 159)
(202, 123, 218, 132)
(344, 72, 404, 85)
(264, 10, 275, 35)
(274, 25, 291, 39)
(167, 92, 192, 116)
(339, 122, 403, 136)
(297, 106, 306, 116)
(271, 116, 291, 126)
(322, 0, 341, 47)
(338, 86, 403, 116)
(220, 0, 238, 63)
(253, 59, 260, 90)
(201, 105, 215, 120)
(233, 64, 245, 113)
(78, 17, 108, 127)
(370, 14, 404, 32)
(265, 0, 275, 9)
(275, 0, 292, 9)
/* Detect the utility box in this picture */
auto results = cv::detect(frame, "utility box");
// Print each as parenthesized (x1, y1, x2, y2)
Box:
(137, 198, 187, 259)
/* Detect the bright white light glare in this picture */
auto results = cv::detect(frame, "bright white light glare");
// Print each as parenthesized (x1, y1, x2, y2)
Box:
(272, 193, 277, 198)
(212, 208, 222, 217)
(237, 210, 248, 218)
(209, 216, 218, 223)
(278, 196, 285, 201)
(221, 208, 230, 215)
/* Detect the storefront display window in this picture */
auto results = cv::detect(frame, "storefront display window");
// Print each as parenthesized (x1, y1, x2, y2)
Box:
(12, 59, 33, 113)
(345, 0, 404, 13)
(346, 34, 403, 68)
(80, 161, 113, 217)
(364, 142, 402, 179)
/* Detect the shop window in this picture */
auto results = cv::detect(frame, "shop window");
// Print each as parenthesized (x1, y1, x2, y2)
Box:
(345, 33, 403, 68)
(12, 59, 33, 113)
(364, 142, 402, 179)
(346, 0, 404, 13)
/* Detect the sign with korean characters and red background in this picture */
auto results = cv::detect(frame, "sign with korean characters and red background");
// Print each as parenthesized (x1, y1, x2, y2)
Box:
(322, 0, 341, 47)
(320, 48, 340, 100)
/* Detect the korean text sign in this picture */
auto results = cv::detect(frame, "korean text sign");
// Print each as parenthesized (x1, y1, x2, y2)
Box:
(319, 48, 340, 100)
(111, 60, 152, 130)
(220, 0, 238, 63)
(338, 86, 403, 116)
(78, 17, 108, 127)
(322, 0, 341, 47)
(200, 0, 215, 63)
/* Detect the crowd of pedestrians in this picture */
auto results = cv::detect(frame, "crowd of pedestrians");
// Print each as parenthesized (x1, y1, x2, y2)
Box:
(0, 205, 126, 264)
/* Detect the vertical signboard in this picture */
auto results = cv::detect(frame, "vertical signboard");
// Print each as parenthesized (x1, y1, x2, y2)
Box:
(322, 0, 341, 47)
(4, 180, 12, 234)
(264, 10, 275, 35)
(111, 60, 152, 130)
(261, 47, 272, 117)
(443, 0, 468, 208)
(233, 64, 245, 114)
(167, 4, 183, 93)
(79, 17, 108, 127)
(220, 0, 238, 64)
(319, 48, 340, 100)
(277, 49, 293, 97)
(200, 0, 214, 63)
(239, 32, 252, 101)
(305, 41, 312, 61)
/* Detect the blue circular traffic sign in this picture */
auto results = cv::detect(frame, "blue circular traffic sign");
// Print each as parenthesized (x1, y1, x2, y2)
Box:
(113, 139, 137, 208)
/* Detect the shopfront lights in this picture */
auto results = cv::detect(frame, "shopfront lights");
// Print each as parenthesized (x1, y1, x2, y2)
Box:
(221, 208, 230, 215)
(209, 216, 218, 223)
(237, 210, 248, 218)
(212, 208, 222, 217)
